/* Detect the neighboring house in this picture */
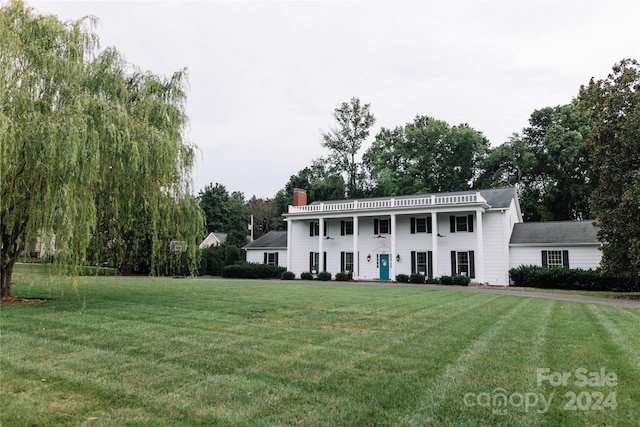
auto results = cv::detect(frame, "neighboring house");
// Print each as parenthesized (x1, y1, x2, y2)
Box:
(242, 188, 603, 286)
(509, 221, 602, 270)
(199, 232, 228, 249)
(243, 231, 287, 267)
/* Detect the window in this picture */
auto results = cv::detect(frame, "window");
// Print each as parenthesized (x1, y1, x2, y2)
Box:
(341, 252, 354, 272)
(542, 250, 569, 268)
(309, 252, 319, 273)
(341, 220, 354, 235)
(264, 252, 279, 266)
(450, 250, 475, 278)
(309, 221, 327, 237)
(411, 251, 433, 277)
(374, 218, 390, 235)
(411, 217, 433, 234)
(309, 252, 327, 273)
(450, 215, 474, 233)
(457, 252, 469, 275)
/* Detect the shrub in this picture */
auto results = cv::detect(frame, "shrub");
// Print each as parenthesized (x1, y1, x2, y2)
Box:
(221, 262, 285, 279)
(281, 271, 296, 280)
(453, 274, 471, 286)
(409, 273, 425, 284)
(509, 265, 640, 292)
(317, 271, 332, 281)
(425, 277, 440, 284)
(300, 272, 314, 280)
(396, 274, 410, 283)
(439, 275, 454, 285)
(335, 272, 352, 281)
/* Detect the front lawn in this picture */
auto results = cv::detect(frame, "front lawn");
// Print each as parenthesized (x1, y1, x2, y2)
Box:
(2, 266, 638, 426)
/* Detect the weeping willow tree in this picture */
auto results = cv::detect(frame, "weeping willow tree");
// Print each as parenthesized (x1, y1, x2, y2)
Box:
(1, 1, 204, 298)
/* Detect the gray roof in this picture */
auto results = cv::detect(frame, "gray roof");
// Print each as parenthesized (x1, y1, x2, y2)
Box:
(308, 187, 518, 209)
(243, 230, 287, 249)
(510, 221, 599, 245)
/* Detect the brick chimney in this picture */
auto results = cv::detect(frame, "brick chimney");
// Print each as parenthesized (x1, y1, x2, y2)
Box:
(293, 188, 307, 206)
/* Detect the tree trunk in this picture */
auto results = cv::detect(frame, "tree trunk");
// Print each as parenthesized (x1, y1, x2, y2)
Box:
(1, 216, 28, 299)
(1, 257, 16, 298)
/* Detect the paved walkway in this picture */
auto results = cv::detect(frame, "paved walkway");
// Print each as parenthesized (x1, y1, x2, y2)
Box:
(341, 281, 640, 309)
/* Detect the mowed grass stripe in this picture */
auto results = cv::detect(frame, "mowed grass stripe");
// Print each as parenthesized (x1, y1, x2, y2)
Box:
(2, 272, 639, 426)
(396, 297, 535, 426)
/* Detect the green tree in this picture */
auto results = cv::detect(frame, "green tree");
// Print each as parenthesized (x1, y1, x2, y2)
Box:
(477, 103, 594, 221)
(198, 183, 231, 234)
(197, 184, 249, 247)
(273, 161, 346, 223)
(579, 58, 640, 277)
(363, 116, 489, 196)
(248, 196, 279, 240)
(1, 1, 203, 297)
(321, 97, 375, 198)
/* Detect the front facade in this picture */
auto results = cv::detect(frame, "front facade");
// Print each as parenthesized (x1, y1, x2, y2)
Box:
(283, 188, 522, 286)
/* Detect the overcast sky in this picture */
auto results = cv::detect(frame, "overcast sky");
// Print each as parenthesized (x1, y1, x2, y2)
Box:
(29, 0, 640, 199)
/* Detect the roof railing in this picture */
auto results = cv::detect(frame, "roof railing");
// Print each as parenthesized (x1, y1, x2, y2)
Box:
(288, 192, 486, 213)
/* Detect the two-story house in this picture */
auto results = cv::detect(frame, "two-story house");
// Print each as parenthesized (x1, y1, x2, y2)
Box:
(244, 187, 602, 286)
(282, 187, 522, 286)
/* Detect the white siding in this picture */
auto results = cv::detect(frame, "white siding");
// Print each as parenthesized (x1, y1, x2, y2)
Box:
(509, 245, 602, 270)
(245, 249, 288, 268)
(482, 211, 509, 286)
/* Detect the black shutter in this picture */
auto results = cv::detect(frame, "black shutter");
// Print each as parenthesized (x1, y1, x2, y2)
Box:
(410, 218, 416, 234)
(411, 251, 416, 274)
(264, 252, 267, 264)
(309, 222, 314, 236)
(468, 214, 474, 233)
(469, 251, 475, 278)
(341, 221, 345, 236)
(428, 251, 433, 278)
(275, 253, 279, 267)
(562, 250, 570, 268)
(427, 217, 433, 234)
(542, 251, 548, 268)
(323, 252, 327, 272)
(324, 221, 327, 237)
(341, 252, 345, 272)
(374, 219, 379, 235)
(450, 216, 456, 233)
(451, 251, 457, 275)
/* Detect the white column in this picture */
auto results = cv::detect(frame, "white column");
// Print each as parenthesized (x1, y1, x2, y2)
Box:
(431, 212, 438, 278)
(476, 209, 484, 283)
(391, 213, 397, 281)
(286, 219, 292, 271)
(318, 218, 324, 273)
(352, 215, 359, 280)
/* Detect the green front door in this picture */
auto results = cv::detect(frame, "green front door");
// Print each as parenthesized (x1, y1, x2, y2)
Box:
(380, 254, 390, 279)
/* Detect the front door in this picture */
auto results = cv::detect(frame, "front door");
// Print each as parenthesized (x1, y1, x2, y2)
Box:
(380, 254, 390, 279)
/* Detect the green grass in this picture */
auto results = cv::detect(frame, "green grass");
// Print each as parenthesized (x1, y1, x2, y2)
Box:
(2, 265, 639, 426)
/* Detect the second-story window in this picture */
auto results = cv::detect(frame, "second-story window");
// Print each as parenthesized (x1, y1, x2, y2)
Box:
(309, 221, 327, 237)
(374, 218, 390, 235)
(450, 215, 474, 233)
(411, 217, 433, 234)
(341, 220, 354, 235)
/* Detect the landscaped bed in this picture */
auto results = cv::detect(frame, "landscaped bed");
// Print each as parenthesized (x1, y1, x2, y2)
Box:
(2, 265, 638, 426)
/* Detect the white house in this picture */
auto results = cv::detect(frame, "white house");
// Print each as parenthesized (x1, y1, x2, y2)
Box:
(243, 188, 602, 286)
(199, 232, 228, 249)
